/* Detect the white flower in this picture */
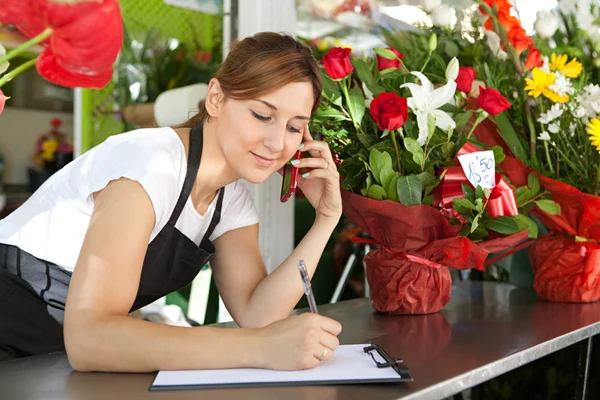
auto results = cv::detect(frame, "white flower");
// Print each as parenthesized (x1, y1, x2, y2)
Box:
(576, 84, 600, 119)
(548, 122, 560, 134)
(574, 105, 587, 118)
(0, 45, 9, 75)
(540, 56, 551, 73)
(421, 0, 442, 13)
(446, 57, 459, 82)
(400, 71, 457, 146)
(549, 72, 574, 96)
(538, 103, 564, 124)
(431, 5, 457, 29)
(577, 10, 595, 30)
(534, 10, 560, 39)
(485, 31, 508, 61)
(538, 131, 551, 141)
(569, 122, 577, 137)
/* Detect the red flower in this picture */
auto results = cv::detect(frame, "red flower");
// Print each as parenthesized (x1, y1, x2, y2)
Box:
(479, 0, 512, 15)
(322, 47, 353, 80)
(0, 89, 8, 116)
(376, 47, 404, 71)
(456, 67, 476, 93)
(0, 0, 123, 88)
(484, 7, 519, 31)
(525, 46, 543, 70)
(477, 87, 511, 116)
(507, 25, 534, 55)
(370, 92, 409, 131)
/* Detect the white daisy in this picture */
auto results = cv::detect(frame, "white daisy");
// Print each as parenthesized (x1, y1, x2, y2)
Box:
(538, 131, 551, 141)
(549, 72, 574, 96)
(538, 103, 564, 124)
(548, 122, 560, 134)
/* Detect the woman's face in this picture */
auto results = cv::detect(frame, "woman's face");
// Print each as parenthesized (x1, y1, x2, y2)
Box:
(213, 81, 315, 184)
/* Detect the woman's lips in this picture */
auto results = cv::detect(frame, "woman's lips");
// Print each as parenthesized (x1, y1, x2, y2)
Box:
(251, 152, 276, 167)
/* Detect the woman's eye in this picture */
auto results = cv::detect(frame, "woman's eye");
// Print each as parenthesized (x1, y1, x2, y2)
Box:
(251, 111, 270, 122)
(287, 125, 301, 133)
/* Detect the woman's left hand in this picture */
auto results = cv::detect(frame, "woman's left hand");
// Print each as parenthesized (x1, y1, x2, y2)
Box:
(294, 126, 342, 220)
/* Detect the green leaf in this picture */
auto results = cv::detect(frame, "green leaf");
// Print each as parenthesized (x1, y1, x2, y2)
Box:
(475, 198, 484, 213)
(369, 148, 385, 184)
(471, 214, 481, 233)
(515, 186, 531, 205)
(353, 58, 375, 86)
(453, 198, 476, 211)
(423, 194, 434, 206)
(462, 183, 475, 201)
(397, 175, 423, 206)
(535, 199, 561, 215)
(322, 75, 341, 102)
(528, 173, 540, 196)
(494, 112, 529, 163)
(367, 184, 387, 200)
(416, 172, 436, 187)
(427, 113, 436, 141)
(387, 174, 400, 202)
(514, 214, 539, 238)
(444, 40, 460, 58)
(439, 103, 463, 114)
(470, 224, 489, 240)
(475, 185, 484, 200)
(424, 169, 446, 197)
(347, 84, 366, 127)
(491, 145, 506, 164)
(453, 110, 474, 129)
(484, 216, 521, 235)
(380, 165, 396, 190)
(373, 48, 399, 60)
(314, 106, 349, 121)
(403, 137, 424, 168)
(442, 142, 455, 157)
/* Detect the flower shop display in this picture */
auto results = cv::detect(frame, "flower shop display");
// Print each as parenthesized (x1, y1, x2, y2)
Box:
(470, 0, 600, 303)
(312, 36, 543, 314)
(0, 0, 123, 114)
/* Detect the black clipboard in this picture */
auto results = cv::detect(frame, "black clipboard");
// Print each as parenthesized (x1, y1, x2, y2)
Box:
(149, 344, 412, 391)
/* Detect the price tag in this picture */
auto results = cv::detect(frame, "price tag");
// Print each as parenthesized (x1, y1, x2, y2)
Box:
(457, 150, 495, 189)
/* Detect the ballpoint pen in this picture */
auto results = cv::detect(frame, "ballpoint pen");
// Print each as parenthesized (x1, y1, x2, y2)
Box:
(297, 259, 319, 314)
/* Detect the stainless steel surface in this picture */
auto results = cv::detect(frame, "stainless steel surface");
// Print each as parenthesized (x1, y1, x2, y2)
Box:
(1, 281, 600, 400)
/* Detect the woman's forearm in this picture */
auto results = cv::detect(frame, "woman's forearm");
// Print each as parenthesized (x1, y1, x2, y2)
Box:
(244, 214, 340, 326)
(65, 313, 260, 372)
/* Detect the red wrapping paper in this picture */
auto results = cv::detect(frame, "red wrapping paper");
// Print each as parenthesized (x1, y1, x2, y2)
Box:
(342, 190, 528, 314)
(474, 121, 600, 303)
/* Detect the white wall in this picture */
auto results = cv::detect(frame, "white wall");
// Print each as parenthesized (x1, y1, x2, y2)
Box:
(0, 107, 74, 185)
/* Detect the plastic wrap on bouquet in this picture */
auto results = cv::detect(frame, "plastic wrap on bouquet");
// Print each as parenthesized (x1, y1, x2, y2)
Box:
(530, 236, 600, 303)
(474, 121, 600, 303)
(342, 190, 528, 314)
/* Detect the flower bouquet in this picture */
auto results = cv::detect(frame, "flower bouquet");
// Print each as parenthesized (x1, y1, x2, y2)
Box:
(312, 37, 542, 314)
(470, 0, 600, 303)
(0, 0, 123, 115)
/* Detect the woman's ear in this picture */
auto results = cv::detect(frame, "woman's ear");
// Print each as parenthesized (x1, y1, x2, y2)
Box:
(205, 78, 223, 118)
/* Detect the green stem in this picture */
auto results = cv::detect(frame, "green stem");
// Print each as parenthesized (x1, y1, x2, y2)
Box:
(390, 129, 402, 173)
(595, 163, 600, 195)
(0, 27, 52, 66)
(466, 111, 488, 140)
(420, 52, 432, 73)
(543, 140, 555, 175)
(525, 105, 538, 162)
(0, 57, 37, 87)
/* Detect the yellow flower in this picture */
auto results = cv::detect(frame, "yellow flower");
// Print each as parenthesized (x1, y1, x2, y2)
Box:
(549, 53, 583, 78)
(524, 68, 569, 103)
(317, 39, 329, 52)
(586, 118, 600, 151)
(40, 139, 58, 161)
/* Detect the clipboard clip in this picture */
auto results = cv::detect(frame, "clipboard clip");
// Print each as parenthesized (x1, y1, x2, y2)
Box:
(363, 344, 412, 380)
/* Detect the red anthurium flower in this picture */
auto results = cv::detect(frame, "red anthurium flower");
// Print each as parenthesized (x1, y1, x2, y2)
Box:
(525, 47, 544, 70)
(0, 0, 123, 88)
(322, 47, 353, 80)
(477, 87, 511, 115)
(376, 47, 404, 71)
(456, 67, 476, 93)
(370, 92, 409, 131)
(0, 89, 9, 115)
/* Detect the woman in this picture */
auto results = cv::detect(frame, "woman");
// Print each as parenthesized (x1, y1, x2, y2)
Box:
(0, 32, 343, 372)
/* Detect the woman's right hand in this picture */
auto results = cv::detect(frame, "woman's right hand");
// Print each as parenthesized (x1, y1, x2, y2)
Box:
(253, 313, 342, 370)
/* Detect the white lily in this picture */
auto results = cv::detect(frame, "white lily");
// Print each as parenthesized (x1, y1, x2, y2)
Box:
(0, 45, 9, 75)
(446, 57, 459, 81)
(400, 71, 457, 146)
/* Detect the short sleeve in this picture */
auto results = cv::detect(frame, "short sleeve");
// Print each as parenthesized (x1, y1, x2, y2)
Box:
(81, 129, 184, 234)
(210, 180, 259, 241)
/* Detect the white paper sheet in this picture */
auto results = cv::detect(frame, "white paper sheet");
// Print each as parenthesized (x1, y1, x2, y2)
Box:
(151, 344, 404, 389)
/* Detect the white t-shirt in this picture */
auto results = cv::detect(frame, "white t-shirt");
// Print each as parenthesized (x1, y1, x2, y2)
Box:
(0, 127, 259, 272)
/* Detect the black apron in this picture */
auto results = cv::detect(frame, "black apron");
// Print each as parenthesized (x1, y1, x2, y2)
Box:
(0, 124, 222, 360)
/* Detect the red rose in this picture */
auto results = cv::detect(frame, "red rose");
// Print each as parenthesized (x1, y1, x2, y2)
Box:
(370, 92, 409, 131)
(0, 0, 123, 88)
(322, 47, 353, 80)
(477, 87, 511, 116)
(376, 47, 404, 71)
(456, 67, 476, 93)
(525, 46, 543, 70)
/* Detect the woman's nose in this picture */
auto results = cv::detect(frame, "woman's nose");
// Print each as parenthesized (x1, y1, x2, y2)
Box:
(263, 126, 285, 153)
